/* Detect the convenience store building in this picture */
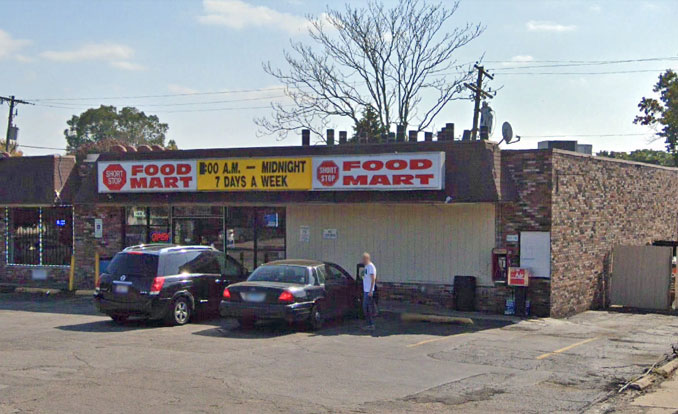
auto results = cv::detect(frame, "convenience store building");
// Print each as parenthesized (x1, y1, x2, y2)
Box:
(2, 137, 678, 317)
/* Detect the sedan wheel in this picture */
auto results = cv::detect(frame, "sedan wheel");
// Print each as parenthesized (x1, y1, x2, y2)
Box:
(308, 304, 323, 331)
(166, 297, 191, 326)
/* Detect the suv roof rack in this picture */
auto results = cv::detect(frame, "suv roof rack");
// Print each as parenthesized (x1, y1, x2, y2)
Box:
(122, 243, 176, 251)
(159, 245, 216, 253)
(122, 244, 218, 254)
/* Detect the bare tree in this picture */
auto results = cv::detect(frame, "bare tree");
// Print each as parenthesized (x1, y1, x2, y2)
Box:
(256, 0, 484, 142)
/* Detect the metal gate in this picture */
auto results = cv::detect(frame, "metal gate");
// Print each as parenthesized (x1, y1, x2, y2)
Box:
(610, 245, 673, 310)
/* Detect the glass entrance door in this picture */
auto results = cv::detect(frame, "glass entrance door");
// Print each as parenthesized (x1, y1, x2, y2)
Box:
(225, 207, 286, 273)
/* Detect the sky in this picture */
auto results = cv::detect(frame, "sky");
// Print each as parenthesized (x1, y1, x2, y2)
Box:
(1, 0, 677, 155)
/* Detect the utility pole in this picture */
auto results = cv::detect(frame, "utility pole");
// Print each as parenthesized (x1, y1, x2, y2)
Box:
(465, 65, 495, 140)
(1, 95, 33, 152)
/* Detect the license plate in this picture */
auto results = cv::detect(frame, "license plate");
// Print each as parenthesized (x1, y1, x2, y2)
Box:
(241, 292, 265, 302)
(114, 285, 129, 294)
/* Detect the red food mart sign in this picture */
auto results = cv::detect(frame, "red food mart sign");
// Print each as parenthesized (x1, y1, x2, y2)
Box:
(311, 152, 445, 191)
(98, 160, 198, 193)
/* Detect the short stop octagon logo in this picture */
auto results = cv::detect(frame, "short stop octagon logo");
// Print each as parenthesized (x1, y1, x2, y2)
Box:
(102, 164, 127, 191)
(316, 160, 339, 187)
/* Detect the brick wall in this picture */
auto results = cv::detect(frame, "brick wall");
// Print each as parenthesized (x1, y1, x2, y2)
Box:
(550, 151, 678, 317)
(498, 150, 554, 315)
(73, 205, 125, 289)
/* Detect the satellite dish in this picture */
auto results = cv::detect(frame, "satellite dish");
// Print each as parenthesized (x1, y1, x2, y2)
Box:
(502, 122, 513, 143)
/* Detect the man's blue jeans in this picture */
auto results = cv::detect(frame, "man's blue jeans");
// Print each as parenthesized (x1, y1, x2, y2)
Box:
(363, 292, 375, 326)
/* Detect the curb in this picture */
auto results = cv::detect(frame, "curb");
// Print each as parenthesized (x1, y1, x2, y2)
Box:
(13, 287, 94, 296)
(655, 359, 678, 378)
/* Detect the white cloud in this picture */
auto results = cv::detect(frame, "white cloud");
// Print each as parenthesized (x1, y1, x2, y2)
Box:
(589, 4, 602, 12)
(41, 43, 133, 62)
(526, 20, 577, 32)
(0, 29, 31, 61)
(502, 55, 534, 66)
(168, 84, 199, 94)
(40, 42, 144, 70)
(197, 0, 309, 33)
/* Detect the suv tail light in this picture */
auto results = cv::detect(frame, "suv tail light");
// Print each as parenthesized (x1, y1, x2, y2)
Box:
(150, 277, 165, 295)
(278, 290, 294, 303)
(223, 288, 231, 300)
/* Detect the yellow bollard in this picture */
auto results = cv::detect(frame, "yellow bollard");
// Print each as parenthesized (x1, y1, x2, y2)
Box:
(94, 252, 100, 288)
(68, 255, 75, 291)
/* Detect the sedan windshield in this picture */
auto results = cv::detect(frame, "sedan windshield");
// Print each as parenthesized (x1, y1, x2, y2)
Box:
(248, 265, 308, 284)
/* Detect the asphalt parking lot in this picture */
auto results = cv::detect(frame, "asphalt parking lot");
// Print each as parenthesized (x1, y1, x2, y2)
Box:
(0, 293, 677, 414)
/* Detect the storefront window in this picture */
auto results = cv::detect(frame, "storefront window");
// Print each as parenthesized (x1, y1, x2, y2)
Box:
(173, 217, 223, 248)
(173, 206, 222, 218)
(125, 206, 170, 246)
(6, 207, 73, 266)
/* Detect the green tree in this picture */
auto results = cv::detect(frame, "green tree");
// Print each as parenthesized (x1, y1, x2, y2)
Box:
(596, 149, 675, 167)
(0, 139, 22, 156)
(634, 69, 678, 164)
(352, 107, 388, 143)
(64, 105, 169, 152)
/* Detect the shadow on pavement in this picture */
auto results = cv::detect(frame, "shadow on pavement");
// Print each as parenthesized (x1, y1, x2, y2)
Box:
(55, 310, 225, 332)
(192, 311, 512, 339)
(0, 292, 97, 316)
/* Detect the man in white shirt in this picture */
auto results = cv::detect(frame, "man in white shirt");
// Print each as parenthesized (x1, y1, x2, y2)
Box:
(361, 252, 377, 330)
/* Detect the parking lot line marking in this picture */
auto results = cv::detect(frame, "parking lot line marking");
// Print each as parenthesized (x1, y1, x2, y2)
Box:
(536, 337, 600, 360)
(407, 333, 470, 348)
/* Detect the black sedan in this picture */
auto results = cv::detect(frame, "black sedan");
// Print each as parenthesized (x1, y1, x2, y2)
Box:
(220, 260, 361, 330)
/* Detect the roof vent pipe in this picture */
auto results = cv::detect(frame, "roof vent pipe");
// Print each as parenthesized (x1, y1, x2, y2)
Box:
(396, 125, 405, 142)
(424, 132, 433, 142)
(408, 130, 418, 143)
(301, 129, 310, 146)
(326, 129, 335, 146)
(339, 131, 347, 145)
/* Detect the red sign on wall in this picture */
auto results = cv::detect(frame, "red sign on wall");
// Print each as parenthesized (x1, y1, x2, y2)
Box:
(508, 267, 529, 287)
(311, 152, 444, 191)
(316, 160, 339, 187)
(102, 164, 127, 191)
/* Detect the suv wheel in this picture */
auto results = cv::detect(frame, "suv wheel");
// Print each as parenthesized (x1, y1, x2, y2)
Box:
(166, 297, 191, 326)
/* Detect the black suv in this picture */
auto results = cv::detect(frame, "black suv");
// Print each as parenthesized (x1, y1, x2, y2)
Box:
(94, 244, 248, 326)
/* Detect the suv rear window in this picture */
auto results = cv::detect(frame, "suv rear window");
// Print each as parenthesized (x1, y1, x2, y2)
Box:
(158, 251, 221, 276)
(106, 253, 159, 278)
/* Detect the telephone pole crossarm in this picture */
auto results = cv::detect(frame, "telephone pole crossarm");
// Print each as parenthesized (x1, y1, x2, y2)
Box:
(0, 95, 34, 152)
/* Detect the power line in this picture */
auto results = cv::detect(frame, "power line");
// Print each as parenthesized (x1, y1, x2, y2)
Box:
(487, 56, 678, 70)
(492, 69, 669, 76)
(32, 94, 288, 109)
(28, 86, 287, 102)
(520, 133, 650, 138)
(17, 144, 68, 151)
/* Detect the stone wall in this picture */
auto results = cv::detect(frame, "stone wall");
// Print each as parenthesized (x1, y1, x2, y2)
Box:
(73, 205, 125, 289)
(550, 151, 678, 317)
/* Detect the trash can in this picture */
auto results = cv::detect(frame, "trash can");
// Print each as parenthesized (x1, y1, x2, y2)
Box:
(453, 276, 476, 311)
